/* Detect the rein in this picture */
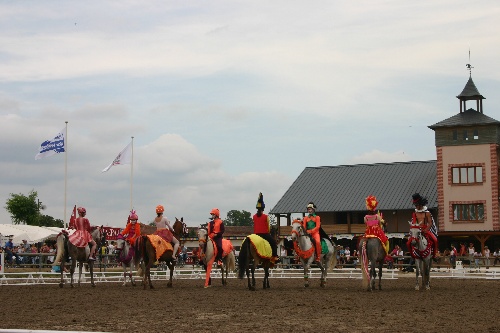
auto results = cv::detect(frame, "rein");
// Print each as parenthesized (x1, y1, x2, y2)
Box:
(291, 224, 315, 260)
(409, 228, 432, 259)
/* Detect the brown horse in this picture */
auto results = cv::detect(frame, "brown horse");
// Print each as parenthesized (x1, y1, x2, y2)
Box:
(53, 227, 102, 288)
(173, 217, 188, 239)
(134, 235, 175, 289)
(238, 236, 273, 290)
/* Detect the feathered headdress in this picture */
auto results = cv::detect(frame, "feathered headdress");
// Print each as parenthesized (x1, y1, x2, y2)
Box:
(256, 192, 265, 209)
(412, 193, 428, 206)
(365, 195, 378, 211)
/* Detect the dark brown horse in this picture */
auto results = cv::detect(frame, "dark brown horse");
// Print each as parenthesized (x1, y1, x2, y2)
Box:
(173, 217, 188, 240)
(134, 235, 175, 289)
(238, 236, 273, 290)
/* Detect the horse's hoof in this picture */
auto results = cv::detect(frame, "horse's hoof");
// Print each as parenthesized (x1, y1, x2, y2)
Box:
(132, 283, 136, 287)
(304, 284, 309, 288)
(167, 283, 173, 288)
(91, 284, 96, 288)
(415, 286, 420, 291)
(204, 285, 211, 288)
(59, 283, 64, 288)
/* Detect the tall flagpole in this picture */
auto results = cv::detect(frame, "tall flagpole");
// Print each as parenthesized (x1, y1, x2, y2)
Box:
(130, 136, 134, 211)
(64, 121, 68, 229)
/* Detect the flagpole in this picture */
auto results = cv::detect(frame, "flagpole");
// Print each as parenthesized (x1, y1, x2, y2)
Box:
(64, 121, 68, 229)
(130, 136, 134, 211)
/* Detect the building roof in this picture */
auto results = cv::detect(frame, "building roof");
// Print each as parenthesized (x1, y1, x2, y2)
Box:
(428, 108, 500, 129)
(456, 76, 485, 100)
(270, 160, 437, 214)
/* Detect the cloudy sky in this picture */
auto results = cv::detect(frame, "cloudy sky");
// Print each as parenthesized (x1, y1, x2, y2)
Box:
(1, 1, 500, 228)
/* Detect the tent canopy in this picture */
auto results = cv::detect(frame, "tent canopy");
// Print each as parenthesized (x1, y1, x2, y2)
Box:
(0, 224, 66, 245)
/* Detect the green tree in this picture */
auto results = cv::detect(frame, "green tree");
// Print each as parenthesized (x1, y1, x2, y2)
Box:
(5, 190, 39, 225)
(5, 190, 63, 227)
(224, 210, 253, 226)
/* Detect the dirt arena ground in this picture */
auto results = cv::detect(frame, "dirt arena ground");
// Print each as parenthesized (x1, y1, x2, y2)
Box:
(0, 277, 498, 333)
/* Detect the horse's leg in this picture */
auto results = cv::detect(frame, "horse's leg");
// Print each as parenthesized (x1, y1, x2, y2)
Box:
(70, 259, 76, 288)
(263, 266, 268, 289)
(122, 264, 127, 287)
(378, 261, 383, 290)
(89, 261, 95, 287)
(251, 263, 256, 291)
(78, 261, 82, 287)
(167, 262, 174, 288)
(204, 257, 214, 288)
(130, 264, 136, 287)
(303, 261, 310, 288)
(425, 259, 431, 290)
(415, 260, 420, 291)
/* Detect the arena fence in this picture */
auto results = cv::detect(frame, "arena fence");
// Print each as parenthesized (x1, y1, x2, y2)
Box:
(1, 262, 499, 286)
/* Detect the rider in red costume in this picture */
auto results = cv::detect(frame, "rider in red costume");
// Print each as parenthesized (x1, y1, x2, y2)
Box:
(252, 192, 278, 263)
(363, 195, 389, 254)
(121, 210, 141, 246)
(207, 208, 225, 266)
(302, 202, 322, 262)
(408, 193, 439, 260)
(68, 207, 97, 260)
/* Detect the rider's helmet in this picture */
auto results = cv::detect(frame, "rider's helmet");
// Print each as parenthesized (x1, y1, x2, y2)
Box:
(77, 207, 86, 215)
(156, 205, 164, 214)
(210, 208, 220, 217)
(129, 210, 138, 222)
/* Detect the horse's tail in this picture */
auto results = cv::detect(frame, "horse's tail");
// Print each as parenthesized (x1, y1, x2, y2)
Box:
(360, 239, 370, 289)
(53, 233, 66, 267)
(133, 237, 142, 269)
(238, 237, 251, 279)
(137, 236, 148, 277)
(226, 250, 236, 272)
(328, 241, 337, 271)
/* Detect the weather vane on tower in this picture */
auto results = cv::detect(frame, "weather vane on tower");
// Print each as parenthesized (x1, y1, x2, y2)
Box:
(466, 46, 473, 77)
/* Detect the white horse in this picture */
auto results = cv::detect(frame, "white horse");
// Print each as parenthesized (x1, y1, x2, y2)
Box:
(116, 236, 136, 287)
(408, 222, 433, 290)
(53, 227, 102, 288)
(290, 219, 336, 287)
(197, 227, 236, 288)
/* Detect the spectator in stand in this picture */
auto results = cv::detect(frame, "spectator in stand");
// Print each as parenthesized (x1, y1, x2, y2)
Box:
(4, 237, 19, 266)
(40, 243, 50, 266)
(48, 244, 56, 264)
(21, 239, 31, 264)
(459, 243, 467, 257)
(388, 245, 400, 270)
(344, 246, 351, 263)
(483, 246, 490, 270)
(352, 249, 358, 267)
(30, 243, 39, 265)
(468, 243, 475, 270)
(450, 244, 457, 269)
(398, 247, 405, 271)
(100, 242, 109, 264)
(473, 251, 481, 272)
(494, 248, 500, 267)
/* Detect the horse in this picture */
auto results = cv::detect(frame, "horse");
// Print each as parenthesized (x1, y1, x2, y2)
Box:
(290, 219, 336, 288)
(238, 235, 273, 290)
(197, 227, 236, 288)
(115, 235, 136, 287)
(359, 237, 386, 291)
(134, 235, 175, 289)
(54, 227, 102, 288)
(173, 217, 189, 239)
(408, 221, 433, 290)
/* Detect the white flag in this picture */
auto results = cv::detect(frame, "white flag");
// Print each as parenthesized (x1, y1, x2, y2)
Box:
(102, 141, 133, 172)
(35, 128, 65, 160)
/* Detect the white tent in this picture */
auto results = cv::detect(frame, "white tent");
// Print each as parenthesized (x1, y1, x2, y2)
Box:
(0, 224, 67, 245)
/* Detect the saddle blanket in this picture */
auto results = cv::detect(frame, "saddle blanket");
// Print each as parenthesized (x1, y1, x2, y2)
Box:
(146, 234, 173, 260)
(246, 234, 272, 259)
(320, 238, 329, 254)
(221, 238, 234, 257)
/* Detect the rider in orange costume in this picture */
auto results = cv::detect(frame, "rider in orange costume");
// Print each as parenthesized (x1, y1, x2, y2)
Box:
(302, 202, 322, 262)
(363, 195, 389, 253)
(207, 208, 225, 266)
(408, 193, 439, 259)
(68, 207, 97, 260)
(252, 192, 278, 262)
(121, 210, 141, 246)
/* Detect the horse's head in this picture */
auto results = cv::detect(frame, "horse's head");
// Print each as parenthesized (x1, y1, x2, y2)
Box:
(290, 219, 305, 242)
(408, 222, 426, 248)
(91, 226, 103, 247)
(174, 217, 189, 237)
(116, 234, 125, 250)
(196, 227, 208, 245)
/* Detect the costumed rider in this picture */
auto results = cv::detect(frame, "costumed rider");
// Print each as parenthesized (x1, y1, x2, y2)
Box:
(117, 210, 141, 257)
(302, 202, 322, 262)
(409, 193, 439, 260)
(154, 204, 180, 262)
(363, 195, 389, 254)
(208, 208, 225, 266)
(252, 192, 279, 263)
(68, 207, 97, 260)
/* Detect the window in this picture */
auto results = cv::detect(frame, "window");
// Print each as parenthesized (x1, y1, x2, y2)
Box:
(453, 204, 484, 221)
(452, 166, 483, 184)
(453, 130, 457, 141)
(463, 130, 468, 141)
(473, 129, 479, 140)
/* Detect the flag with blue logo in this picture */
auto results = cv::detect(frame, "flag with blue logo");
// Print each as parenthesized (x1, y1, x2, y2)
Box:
(35, 128, 65, 160)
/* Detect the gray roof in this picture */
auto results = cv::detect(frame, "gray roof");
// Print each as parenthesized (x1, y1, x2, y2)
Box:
(270, 160, 437, 214)
(428, 108, 500, 129)
(457, 77, 485, 100)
